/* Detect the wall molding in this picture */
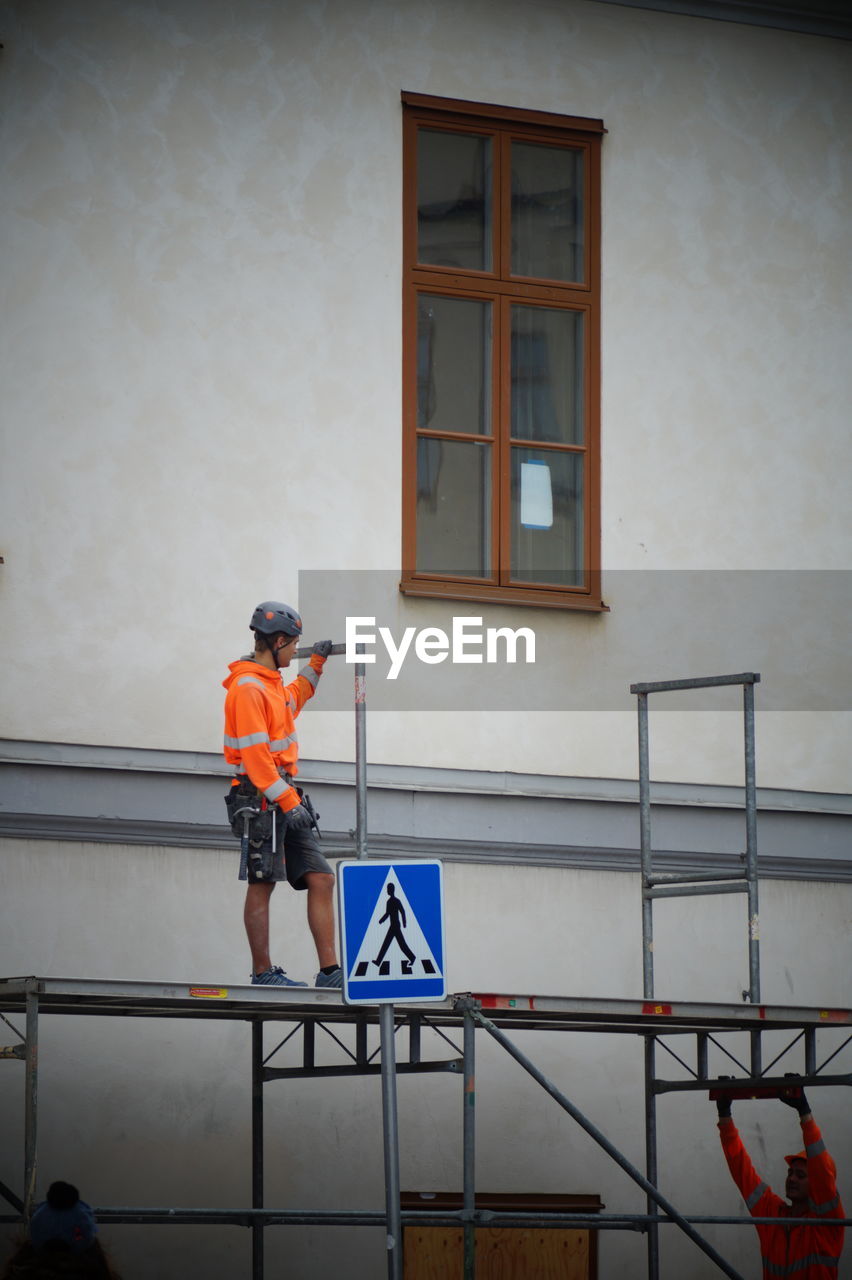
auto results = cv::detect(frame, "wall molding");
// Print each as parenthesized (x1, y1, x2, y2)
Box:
(1, 741, 850, 883)
(1, 814, 850, 883)
(2, 739, 849, 815)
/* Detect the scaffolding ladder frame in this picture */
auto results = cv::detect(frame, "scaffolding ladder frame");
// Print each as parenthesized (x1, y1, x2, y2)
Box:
(631, 672, 761, 1006)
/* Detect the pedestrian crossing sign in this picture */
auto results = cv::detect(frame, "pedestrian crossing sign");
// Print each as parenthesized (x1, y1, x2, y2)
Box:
(337, 860, 446, 1004)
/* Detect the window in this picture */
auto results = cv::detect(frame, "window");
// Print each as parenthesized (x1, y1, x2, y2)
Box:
(401, 93, 605, 611)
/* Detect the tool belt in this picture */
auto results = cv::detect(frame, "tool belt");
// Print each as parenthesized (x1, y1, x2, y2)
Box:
(225, 774, 321, 881)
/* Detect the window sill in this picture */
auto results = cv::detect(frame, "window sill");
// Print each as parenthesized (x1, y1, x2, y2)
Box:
(399, 578, 609, 613)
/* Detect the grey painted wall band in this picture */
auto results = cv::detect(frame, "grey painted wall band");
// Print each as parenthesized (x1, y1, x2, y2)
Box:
(1, 741, 850, 882)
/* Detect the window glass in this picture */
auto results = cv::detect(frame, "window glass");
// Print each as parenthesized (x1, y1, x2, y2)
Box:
(416, 439, 492, 577)
(418, 295, 492, 436)
(417, 130, 492, 271)
(511, 141, 584, 282)
(511, 447, 584, 586)
(511, 305, 584, 446)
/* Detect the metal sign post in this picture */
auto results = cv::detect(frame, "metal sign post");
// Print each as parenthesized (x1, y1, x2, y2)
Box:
(339, 859, 447, 1278)
(380, 1003, 403, 1280)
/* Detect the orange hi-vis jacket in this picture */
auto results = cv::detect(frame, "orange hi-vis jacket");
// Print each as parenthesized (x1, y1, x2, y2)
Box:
(718, 1114, 844, 1279)
(222, 653, 326, 814)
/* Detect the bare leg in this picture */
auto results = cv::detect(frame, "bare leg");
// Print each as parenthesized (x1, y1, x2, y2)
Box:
(244, 882, 275, 975)
(304, 871, 338, 969)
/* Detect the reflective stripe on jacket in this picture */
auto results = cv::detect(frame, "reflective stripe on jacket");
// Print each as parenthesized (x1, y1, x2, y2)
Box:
(222, 654, 325, 811)
(719, 1116, 844, 1280)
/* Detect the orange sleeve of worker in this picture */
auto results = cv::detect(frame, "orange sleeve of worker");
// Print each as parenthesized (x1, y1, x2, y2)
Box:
(718, 1118, 785, 1218)
(282, 653, 326, 716)
(800, 1115, 844, 1221)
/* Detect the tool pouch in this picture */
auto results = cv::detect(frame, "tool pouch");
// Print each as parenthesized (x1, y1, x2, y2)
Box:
(225, 784, 275, 847)
(225, 783, 261, 838)
(227, 783, 279, 880)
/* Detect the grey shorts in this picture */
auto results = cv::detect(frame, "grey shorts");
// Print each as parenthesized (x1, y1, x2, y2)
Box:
(241, 820, 333, 889)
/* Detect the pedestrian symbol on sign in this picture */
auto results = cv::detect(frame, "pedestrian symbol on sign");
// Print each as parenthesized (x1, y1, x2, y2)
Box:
(370, 883, 418, 975)
(338, 860, 446, 1003)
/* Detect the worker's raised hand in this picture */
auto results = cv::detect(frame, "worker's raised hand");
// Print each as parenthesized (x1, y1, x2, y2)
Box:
(714, 1076, 733, 1118)
(312, 639, 333, 659)
(780, 1077, 810, 1116)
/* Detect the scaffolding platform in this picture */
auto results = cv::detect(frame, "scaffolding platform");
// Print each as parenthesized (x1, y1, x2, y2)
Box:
(1, 974, 851, 1035)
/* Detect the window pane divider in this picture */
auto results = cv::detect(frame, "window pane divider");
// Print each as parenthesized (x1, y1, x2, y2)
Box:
(413, 271, 592, 302)
(416, 429, 494, 444)
(509, 440, 586, 454)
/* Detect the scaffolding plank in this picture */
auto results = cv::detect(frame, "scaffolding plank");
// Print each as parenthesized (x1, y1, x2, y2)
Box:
(0, 978, 848, 1036)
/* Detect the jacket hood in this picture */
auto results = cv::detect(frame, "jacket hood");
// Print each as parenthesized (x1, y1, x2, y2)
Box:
(223, 658, 280, 691)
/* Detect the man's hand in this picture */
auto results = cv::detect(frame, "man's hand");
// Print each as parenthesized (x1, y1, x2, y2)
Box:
(283, 804, 313, 831)
(312, 640, 333, 659)
(715, 1076, 733, 1119)
(780, 1077, 811, 1116)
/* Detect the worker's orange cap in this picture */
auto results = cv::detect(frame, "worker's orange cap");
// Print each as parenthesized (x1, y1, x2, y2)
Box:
(785, 1149, 837, 1177)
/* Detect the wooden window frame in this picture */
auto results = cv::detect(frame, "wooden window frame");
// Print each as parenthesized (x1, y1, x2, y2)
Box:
(401, 92, 606, 613)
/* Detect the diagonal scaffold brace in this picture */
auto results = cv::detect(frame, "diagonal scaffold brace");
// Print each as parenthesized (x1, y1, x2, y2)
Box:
(466, 1002, 747, 1280)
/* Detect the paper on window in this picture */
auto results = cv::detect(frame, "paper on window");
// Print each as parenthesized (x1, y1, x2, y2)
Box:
(520, 460, 553, 529)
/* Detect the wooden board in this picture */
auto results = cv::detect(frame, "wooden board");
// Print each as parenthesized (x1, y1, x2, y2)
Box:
(403, 1225, 591, 1279)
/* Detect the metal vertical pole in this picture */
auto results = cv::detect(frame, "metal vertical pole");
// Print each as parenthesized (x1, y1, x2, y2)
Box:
(251, 1019, 264, 1280)
(743, 682, 760, 1003)
(355, 646, 368, 860)
(380, 1003, 403, 1280)
(463, 1008, 476, 1280)
(644, 1035, 660, 1280)
(638, 691, 654, 998)
(24, 990, 38, 1219)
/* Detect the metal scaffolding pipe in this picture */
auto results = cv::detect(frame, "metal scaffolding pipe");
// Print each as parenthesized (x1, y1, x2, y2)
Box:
(3, 1207, 849, 1230)
(743, 681, 760, 1002)
(644, 1035, 660, 1280)
(630, 673, 760, 694)
(355, 647, 368, 861)
(463, 1008, 476, 1279)
(380, 1004, 403, 1280)
(251, 1019, 264, 1280)
(24, 991, 38, 1219)
(637, 691, 654, 999)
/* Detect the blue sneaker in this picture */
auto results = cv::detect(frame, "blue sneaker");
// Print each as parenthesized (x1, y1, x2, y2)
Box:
(314, 967, 343, 989)
(251, 966, 308, 988)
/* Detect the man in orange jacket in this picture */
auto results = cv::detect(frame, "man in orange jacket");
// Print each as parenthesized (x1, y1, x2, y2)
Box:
(715, 1087, 844, 1279)
(223, 601, 342, 988)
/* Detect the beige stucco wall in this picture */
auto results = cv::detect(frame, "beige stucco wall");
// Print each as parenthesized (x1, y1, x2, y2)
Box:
(1, 0, 850, 787)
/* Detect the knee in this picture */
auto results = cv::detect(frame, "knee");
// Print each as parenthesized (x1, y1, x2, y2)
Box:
(308, 871, 335, 897)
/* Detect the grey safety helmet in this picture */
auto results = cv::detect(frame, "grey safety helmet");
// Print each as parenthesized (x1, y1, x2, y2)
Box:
(250, 601, 303, 638)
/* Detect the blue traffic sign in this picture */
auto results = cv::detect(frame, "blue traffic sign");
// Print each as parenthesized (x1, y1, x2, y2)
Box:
(337, 860, 446, 1004)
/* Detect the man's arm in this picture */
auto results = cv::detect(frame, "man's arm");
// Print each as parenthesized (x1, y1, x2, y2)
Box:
(284, 643, 333, 715)
(716, 1099, 785, 1218)
(781, 1090, 844, 1220)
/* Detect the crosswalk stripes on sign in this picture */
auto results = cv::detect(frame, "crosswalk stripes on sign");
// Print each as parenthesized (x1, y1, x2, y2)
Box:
(337, 860, 446, 1004)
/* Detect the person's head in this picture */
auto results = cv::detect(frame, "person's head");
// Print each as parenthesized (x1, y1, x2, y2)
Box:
(1, 1182, 120, 1279)
(784, 1155, 809, 1207)
(249, 601, 302, 669)
(28, 1184, 96, 1256)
